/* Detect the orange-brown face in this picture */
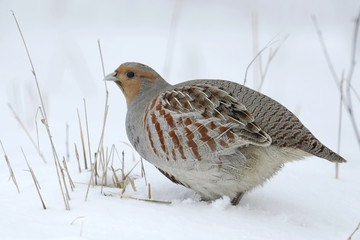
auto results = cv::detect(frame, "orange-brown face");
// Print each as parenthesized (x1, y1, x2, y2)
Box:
(110, 64, 158, 105)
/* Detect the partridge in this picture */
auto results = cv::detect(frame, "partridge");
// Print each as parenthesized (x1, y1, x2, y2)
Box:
(105, 62, 346, 205)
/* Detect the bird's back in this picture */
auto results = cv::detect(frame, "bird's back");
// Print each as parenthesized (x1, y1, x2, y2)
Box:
(176, 79, 346, 163)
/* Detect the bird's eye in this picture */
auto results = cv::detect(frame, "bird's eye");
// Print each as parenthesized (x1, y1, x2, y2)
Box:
(126, 71, 135, 78)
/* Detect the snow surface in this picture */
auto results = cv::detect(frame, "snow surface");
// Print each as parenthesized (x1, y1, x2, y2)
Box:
(0, 0, 359, 239)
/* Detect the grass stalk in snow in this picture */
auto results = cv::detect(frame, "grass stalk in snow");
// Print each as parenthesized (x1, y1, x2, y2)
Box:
(70, 216, 85, 225)
(121, 150, 125, 180)
(85, 163, 96, 201)
(97, 39, 106, 82)
(250, 13, 288, 92)
(336, 74, 345, 179)
(83, 99, 92, 166)
(111, 166, 121, 188)
(243, 35, 278, 87)
(35, 107, 41, 151)
(257, 36, 288, 92)
(313, 11, 360, 156)
(1, 140, 20, 193)
(348, 221, 360, 240)
(60, 163, 71, 201)
(140, 157, 147, 186)
(87, 39, 109, 192)
(74, 143, 82, 173)
(63, 157, 75, 191)
(148, 183, 152, 200)
(77, 109, 88, 170)
(21, 147, 46, 209)
(107, 192, 171, 205)
(12, 11, 70, 210)
(8, 104, 47, 163)
(100, 145, 114, 193)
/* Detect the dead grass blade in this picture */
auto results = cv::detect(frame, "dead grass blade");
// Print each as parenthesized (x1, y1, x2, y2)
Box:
(70, 216, 86, 225)
(312, 12, 360, 152)
(8, 104, 47, 163)
(77, 109, 88, 170)
(348, 221, 360, 240)
(85, 163, 95, 201)
(1, 140, 20, 193)
(74, 143, 81, 173)
(140, 157, 147, 186)
(243, 34, 279, 86)
(21, 147, 46, 209)
(83, 99, 92, 166)
(106, 192, 171, 205)
(148, 183, 152, 199)
(12, 11, 69, 210)
(63, 157, 75, 191)
(336, 74, 345, 179)
(60, 164, 71, 201)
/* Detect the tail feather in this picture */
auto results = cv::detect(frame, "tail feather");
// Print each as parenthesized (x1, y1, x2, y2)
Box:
(310, 143, 347, 163)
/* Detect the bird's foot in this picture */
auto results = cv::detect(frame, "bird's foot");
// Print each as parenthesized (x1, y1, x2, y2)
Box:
(230, 192, 245, 206)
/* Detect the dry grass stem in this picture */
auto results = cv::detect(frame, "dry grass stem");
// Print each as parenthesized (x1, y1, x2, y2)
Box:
(313, 12, 360, 153)
(251, 12, 260, 88)
(8, 104, 47, 163)
(97, 40, 107, 80)
(83, 99, 92, 166)
(140, 157, 147, 186)
(250, 14, 287, 92)
(100, 146, 114, 193)
(96, 102, 109, 156)
(336, 74, 345, 178)
(348, 221, 360, 240)
(74, 144, 81, 173)
(60, 165, 71, 201)
(70, 216, 85, 225)
(121, 141, 136, 162)
(121, 151, 125, 180)
(85, 163, 96, 201)
(129, 178, 137, 192)
(312, 16, 340, 89)
(124, 161, 139, 180)
(243, 34, 279, 86)
(1, 140, 20, 193)
(96, 39, 110, 158)
(148, 183, 152, 199)
(77, 109, 88, 170)
(107, 192, 171, 205)
(12, 11, 69, 210)
(35, 107, 42, 150)
(21, 147, 46, 209)
(257, 35, 288, 92)
(111, 166, 121, 188)
(63, 157, 75, 191)
(94, 153, 98, 186)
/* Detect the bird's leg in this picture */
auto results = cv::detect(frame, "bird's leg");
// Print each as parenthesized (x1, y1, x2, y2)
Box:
(231, 192, 245, 205)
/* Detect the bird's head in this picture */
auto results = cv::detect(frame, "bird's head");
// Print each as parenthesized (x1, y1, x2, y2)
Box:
(105, 62, 169, 105)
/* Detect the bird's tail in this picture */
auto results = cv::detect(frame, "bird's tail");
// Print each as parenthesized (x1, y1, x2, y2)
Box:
(309, 142, 347, 163)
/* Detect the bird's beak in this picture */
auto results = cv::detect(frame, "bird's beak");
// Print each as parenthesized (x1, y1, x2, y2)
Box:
(104, 72, 119, 82)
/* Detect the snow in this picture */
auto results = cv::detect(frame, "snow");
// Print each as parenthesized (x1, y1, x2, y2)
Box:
(1, 0, 359, 239)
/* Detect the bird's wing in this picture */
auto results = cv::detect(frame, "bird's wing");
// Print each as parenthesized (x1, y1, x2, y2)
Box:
(143, 83, 272, 161)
